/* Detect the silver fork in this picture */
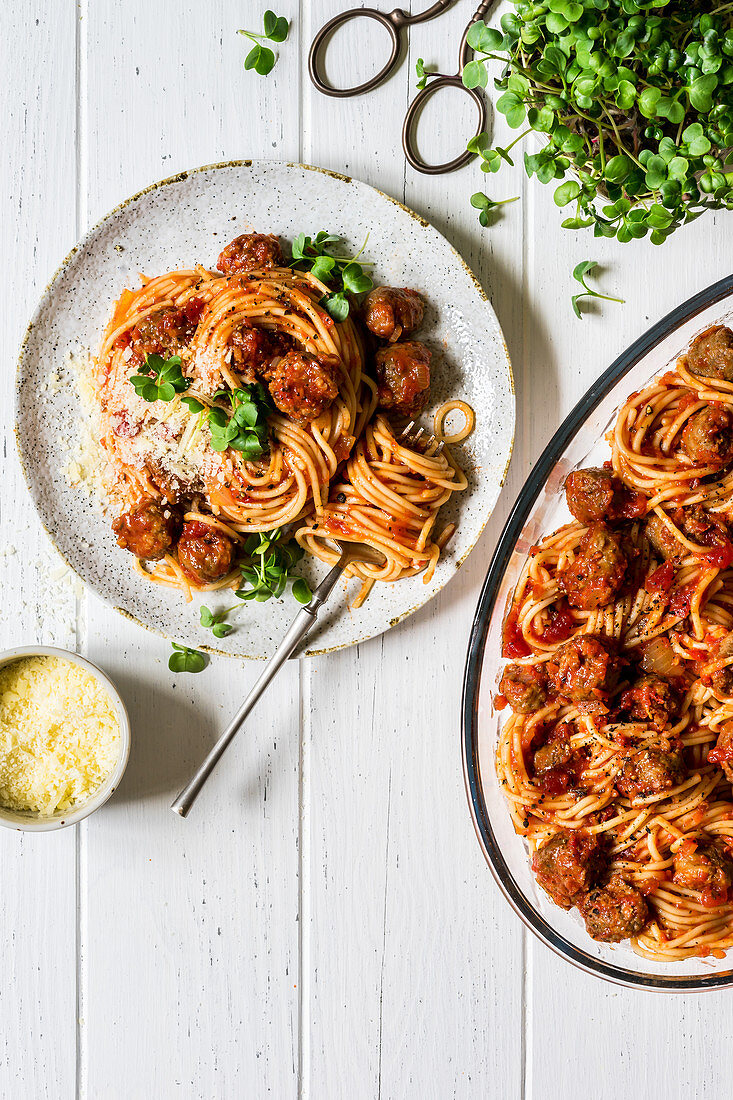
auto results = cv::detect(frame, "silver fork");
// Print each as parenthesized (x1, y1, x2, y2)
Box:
(398, 419, 445, 455)
(171, 539, 386, 818)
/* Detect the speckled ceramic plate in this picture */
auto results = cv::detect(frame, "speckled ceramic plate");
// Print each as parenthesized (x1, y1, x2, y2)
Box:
(16, 161, 514, 659)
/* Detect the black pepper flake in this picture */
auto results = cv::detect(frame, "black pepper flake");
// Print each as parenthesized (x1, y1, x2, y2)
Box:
(336, 492, 346, 503)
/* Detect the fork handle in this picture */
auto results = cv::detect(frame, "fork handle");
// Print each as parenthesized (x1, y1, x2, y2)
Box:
(170, 555, 346, 818)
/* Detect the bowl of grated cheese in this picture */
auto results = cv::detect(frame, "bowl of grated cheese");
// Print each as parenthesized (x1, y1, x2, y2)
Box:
(0, 647, 130, 830)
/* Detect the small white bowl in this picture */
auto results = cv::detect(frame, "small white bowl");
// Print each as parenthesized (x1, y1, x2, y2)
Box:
(0, 646, 131, 832)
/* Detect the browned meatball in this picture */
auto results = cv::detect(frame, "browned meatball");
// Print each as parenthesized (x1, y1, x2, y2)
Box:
(564, 467, 646, 526)
(616, 675, 679, 731)
(531, 830, 604, 909)
(177, 520, 234, 584)
(558, 523, 628, 611)
(216, 233, 283, 275)
(374, 342, 431, 418)
(534, 733, 572, 776)
(673, 841, 733, 903)
(645, 506, 730, 561)
(113, 500, 180, 561)
(547, 635, 621, 709)
(499, 663, 547, 714)
(712, 664, 733, 699)
(125, 304, 200, 364)
(615, 748, 686, 802)
(228, 322, 291, 383)
(645, 513, 684, 560)
(709, 721, 733, 783)
(687, 325, 733, 382)
(363, 287, 424, 343)
(577, 875, 649, 942)
(265, 350, 339, 424)
(681, 406, 733, 468)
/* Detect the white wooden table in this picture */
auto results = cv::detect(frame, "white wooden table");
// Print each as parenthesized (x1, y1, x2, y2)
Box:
(2, 2, 732, 1097)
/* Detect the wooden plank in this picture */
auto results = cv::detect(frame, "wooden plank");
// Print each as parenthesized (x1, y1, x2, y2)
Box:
(0, 2, 79, 1097)
(522, 134, 733, 1100)
(301, 4, 524, 1095)
(79, 3, 302, 1095)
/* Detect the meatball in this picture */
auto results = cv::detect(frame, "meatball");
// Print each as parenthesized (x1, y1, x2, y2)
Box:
(499, 663, 547, 714)
(564, 467, 646, 526)
(557, 523, 628, 611)
(532, 722, 580, 794)
(228, 322, 291, 383)
(113, 499, 179, 561)
(681, 406, 733, 469)
(711, 664, 733, 699)
(708, 721, 733, 783)
(177, 520, 235, 584)
(687, 325, 733, 382)
(617, 675, 679, 731)
(577, 875, 649, 942)
(374, 341, 431, 418)
(533, 729, 573, 776)
(363, 287, 424, 343)
(645, 513, 684, 560)
(531, 830, 604, 909)
(615, 748, 686, 802)
(266, 350, 339, 423)
(216, 233, 283, 275)
(645, 506, 730, 560)
(547, 635, 621, 709)
(127, 306, 197, 363)
(673, 841, 733, 903)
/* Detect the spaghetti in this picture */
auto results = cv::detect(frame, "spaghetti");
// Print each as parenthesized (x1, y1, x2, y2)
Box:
(90, 231, 472, 604)
(496, 324, 733, 961)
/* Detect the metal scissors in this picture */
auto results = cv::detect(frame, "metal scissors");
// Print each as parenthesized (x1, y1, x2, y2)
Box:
(308, 1, 493, 175)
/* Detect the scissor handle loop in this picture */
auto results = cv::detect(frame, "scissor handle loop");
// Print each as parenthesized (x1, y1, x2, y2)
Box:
(308, 9, 401, 98)
(402, 76, 487, 175)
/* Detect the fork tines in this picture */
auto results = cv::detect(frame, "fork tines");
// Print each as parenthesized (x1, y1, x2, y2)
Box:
(398, 419, 445, 456)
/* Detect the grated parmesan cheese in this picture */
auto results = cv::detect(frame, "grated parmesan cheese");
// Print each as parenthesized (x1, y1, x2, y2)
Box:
(0, 657, 121, 816)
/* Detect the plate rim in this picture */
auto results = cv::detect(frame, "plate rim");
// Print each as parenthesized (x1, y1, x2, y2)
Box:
(461, 270, 733, 991)
(15, 158, 515, 659)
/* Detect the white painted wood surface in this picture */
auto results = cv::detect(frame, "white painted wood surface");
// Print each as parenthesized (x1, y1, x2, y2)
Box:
(2, 2, 732, 1097)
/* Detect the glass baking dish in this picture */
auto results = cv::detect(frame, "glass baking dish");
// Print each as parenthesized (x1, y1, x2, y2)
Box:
(462, 273, 733, 990)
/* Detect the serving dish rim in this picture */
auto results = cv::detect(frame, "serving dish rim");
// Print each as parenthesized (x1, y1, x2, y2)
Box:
(461, 271, 733, 991)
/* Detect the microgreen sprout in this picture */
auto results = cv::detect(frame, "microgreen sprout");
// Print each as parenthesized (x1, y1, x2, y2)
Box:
(207, 383, 273, 458)
(129, 354, 190, 402)
(291, 231, 373, 321)
(236, 529, 313, 604)
(415, 58, 438, 90)
(169, 643, 207, 674)
(470, 191, 519, 227)
(199, 606, 235, 638)
(237, 10, 289, 76)
(461, 6, 733, 244)
(571, 261, 625, 320)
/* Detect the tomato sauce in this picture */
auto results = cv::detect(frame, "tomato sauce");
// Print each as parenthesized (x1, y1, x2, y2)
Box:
(502, 606, 530, 659)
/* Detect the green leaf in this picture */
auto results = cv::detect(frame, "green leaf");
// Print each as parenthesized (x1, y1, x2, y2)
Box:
(462, 60, 488, 89)
(291, 577, 312, 604)
(638, 86, 661, 117)
(244, 44, 262, 71)
(573, 259, 597, 283)
(255, 46, 275, 76)
(169, 644, 207, 674)
(604, 154, 632, 183)
(689, 73, 718, 112)
(263, 10, 277, 37)
(554, 180, 581, 206)
(181, 395, 204, 413)
(324, 292, 349, 322)
(212, 622, 233, 638)
(466, 21, 503, 54)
